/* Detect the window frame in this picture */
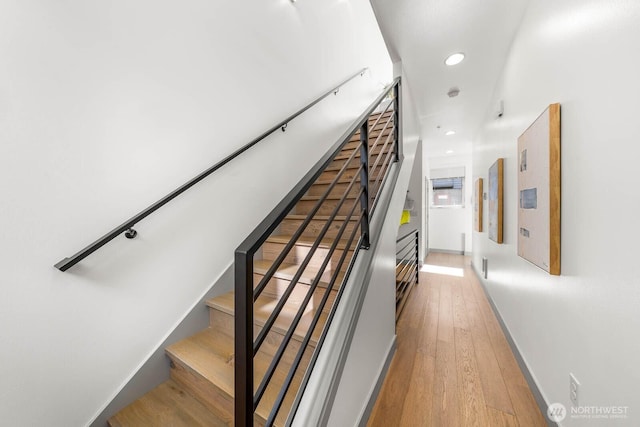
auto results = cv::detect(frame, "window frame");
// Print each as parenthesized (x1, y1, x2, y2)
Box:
(430, 176, 465, 208)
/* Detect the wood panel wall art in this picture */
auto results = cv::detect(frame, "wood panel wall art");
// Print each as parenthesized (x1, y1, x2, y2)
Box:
(474, 178, 483, 232)
(517, 103, 561, 275)
(488, 158, 504, 243)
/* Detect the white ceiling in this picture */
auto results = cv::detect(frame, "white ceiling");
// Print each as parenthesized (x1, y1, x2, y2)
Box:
(370, 0, 530, 158)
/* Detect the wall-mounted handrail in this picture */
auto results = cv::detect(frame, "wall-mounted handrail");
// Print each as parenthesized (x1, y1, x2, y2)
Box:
(234, 76, 402, 426)
(53, 68, 368, 272)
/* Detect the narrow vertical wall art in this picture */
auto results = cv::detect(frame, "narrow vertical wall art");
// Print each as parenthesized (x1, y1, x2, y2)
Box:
(517, 103, 561, 275)
(474, 178, 483, 232)
(488, 158, 504, 243)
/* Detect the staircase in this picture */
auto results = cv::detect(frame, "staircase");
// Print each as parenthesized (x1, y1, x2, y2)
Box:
(108, 110, 396, 427)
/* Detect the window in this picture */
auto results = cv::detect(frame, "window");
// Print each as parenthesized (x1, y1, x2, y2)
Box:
(431, 176, 464, 207)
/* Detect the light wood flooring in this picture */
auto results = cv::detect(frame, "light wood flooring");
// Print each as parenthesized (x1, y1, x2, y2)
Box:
(368, 252, 547, 427)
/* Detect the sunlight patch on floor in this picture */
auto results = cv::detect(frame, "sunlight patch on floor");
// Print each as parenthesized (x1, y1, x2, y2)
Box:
(420, 263, 464, 277)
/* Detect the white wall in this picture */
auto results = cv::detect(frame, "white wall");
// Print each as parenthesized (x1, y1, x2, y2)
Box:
(398, 139, 422, 259)
(428, 154, 473, 253)
(473, 1, 640, 425)
(394, 62, 424, 260)
(0, 1, 391, 425)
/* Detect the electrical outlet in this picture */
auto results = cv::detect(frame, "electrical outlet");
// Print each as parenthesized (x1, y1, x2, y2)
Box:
(570, 373, 580, 406)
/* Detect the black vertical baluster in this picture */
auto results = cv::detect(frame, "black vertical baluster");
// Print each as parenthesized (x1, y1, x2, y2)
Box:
(415, 230, 419, 285)
(394, 81, 403, 162)
(359, 122, 371, 249)
(235, 250, 254, 427)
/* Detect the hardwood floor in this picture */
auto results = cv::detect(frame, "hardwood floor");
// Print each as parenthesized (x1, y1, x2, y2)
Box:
(368, 252, 547, 427)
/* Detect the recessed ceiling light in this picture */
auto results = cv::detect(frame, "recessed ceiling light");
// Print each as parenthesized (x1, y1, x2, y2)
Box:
(445, 52, 465, 66)
(446, 150, 454, 154)
(445, 130, 456, 136)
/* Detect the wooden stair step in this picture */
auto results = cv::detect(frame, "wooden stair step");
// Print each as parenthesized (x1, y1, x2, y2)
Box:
(370, 116, 394, 127)
(310, 177, 362, 187)
(265, 234, 353, 251)
(333, 145, 389, 161)
(284, 214, 358, 222)
(207, 292, 327, 348)
(295, 196, 363, 217)
(166, 328, 301, 426)
(341, 137, 386, 152)
(369, 110, 393, 118)
(324, 159, 361, 172)
(280, 211, 360, 238)
(324, 159, 389, 172)
(254, 259, 346, 291)
(317, 166, 362, 182)
(262, 233, 356, 268)
(107, 379, 228, 427)
(299, 194, 358, 202)
(166, 330, 236, 409)
(305, 181, 361, 197)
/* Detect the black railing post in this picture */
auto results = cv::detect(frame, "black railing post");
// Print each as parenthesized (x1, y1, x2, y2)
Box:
(235, 250, 254, 427)
(415, 230, 420, 284)
(393, 80, 403, 162)
(359, 122, 371, 250)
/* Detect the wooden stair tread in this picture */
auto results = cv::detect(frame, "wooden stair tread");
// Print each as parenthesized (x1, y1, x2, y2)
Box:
(310, 178, 361, 186)
(108, 379, 228, 427)
(333, 149, 390, 162)
(324, 160, 388, 172)
(166, 329, 235, 395)
(265, 234, 353, 250)
(166, 328, 302, 426)
(284, 214, 358, 221)
(299, 194, 359, 201)
(206, 292, 326, 347)
(254, 259, 346, 287)
(324, 162, 361, 172)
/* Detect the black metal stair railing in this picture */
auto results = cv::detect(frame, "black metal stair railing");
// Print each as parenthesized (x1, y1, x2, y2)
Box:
(395, 228, 419, 320)
(234, 77, 402, 426)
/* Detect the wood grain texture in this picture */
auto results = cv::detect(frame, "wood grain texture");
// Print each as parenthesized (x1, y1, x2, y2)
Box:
(488, 158, 504, 243)
(486, 406, 520, 427)
(108, 380, 229, 427)
(399, 354, 435, 426)
(368, 254, 545, 427)
(432, 339, 461, 427)
(455, 327, 489, 427)
(368, 280, 424, 426)
(475, 178, 483, 232)
(548, 103, 561, 275)
(496, 158, 504, 243)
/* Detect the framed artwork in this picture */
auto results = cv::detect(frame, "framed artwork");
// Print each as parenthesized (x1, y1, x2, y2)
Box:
(488, 158, 504, 243)
(517, 103, 561, 275)
(474, 178, 483, 232)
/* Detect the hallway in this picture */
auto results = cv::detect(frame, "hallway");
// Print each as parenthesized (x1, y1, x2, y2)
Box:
(368, 253, 547, 426)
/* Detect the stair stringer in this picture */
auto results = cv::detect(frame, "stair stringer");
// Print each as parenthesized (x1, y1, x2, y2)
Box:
(291, 138, 419, 427)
